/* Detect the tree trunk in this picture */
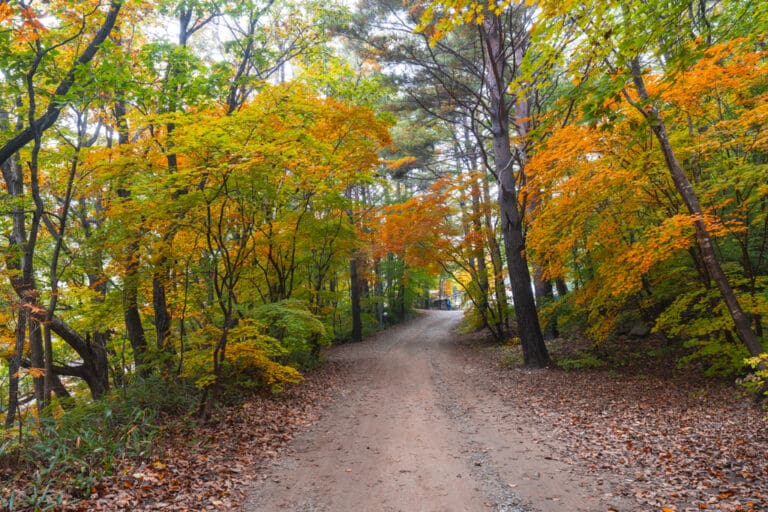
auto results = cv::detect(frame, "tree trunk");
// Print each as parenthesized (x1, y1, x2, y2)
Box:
(629, 59, 764, 358)
(198, 323, 228, 423)
(5, 309, 27, 428)
(555, 278, 568, 298)
(469, 179, 495, 335)
(482, 11, 549, 367)
(533, 267, 553, 306)
(481, 170, 510, 334)
(114, 97, 150, 375)
(499, 176, 550, 366)
(153, 270, 173, 352)
(81, 333, 110, 398)
(372, 259, 384, 327)
(527, 193, 552, 310)
(29, 319, 45, 412)
(123, 270, 148, 373)
(350, 254, 363, 342)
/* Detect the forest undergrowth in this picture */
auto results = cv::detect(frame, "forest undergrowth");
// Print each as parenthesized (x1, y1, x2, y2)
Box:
(0, 363, 344, 512)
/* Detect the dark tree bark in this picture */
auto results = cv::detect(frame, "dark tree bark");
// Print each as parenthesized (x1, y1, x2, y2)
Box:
(112, 96, 150, 375)
(153, 271, 173, 353)
(533, 267, 554, 306)
(349, 255, 363, 342)
(628, 59, 764, 358)
(482, 9, 549, 367)
(555, 278, 568, 298)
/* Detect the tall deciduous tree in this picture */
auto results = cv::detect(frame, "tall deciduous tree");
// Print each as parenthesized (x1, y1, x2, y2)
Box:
(1, 1, 123, 419)
(530, 0, 765, 358)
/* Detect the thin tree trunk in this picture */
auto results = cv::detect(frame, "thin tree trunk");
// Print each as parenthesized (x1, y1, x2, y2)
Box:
(533, 267, 552, 305)
(198, 322, 228, 422)
(153, 271, 173, 352)
(373, 258, 384, 327)
(29, 316, 45, 412)
(43, 111, 87, 406)
(5, 310, 26, 428)
(349, 254, 363, 342)
(24, 120, 45, 412)
(151, 7, 203, 366)
(469, 178, 494, 334)
(528, 193, 551, 309)
(555, 278, 568, 298)
(629, 59, 764, 357)
(113, 97, 149, 375)
(481, 170, 509, 334)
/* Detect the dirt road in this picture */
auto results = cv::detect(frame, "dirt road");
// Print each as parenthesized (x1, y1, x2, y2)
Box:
(245, 311, 634, 512)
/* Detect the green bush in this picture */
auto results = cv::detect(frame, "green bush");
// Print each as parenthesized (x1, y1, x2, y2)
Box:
(742, 353, 768, 398)
(556, 351, 608, 371)
(678, 337, 750, 377)
(252, 299, 331, 369)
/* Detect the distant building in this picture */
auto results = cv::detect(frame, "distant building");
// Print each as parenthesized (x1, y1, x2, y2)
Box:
(430, 298, 452, 310)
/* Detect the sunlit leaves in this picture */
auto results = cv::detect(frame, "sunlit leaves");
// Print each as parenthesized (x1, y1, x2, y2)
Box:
(413, 0, 521, 45)
(0, 2, 13, 23)
(525, 4, 768, 357)
(98, 82, 389, 388)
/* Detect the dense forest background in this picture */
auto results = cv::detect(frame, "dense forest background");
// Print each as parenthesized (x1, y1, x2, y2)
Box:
(0, 0, 766, 508)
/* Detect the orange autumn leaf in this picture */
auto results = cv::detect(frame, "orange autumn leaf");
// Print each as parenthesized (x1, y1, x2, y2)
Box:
(0, 2, 12, 23)
(13, 367, 46, 379)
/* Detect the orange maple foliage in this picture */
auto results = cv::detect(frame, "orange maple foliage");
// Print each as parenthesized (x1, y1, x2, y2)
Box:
(0, 2, 13, 23)
(376, 196, 451, 271)
(527, 36, 768, 342)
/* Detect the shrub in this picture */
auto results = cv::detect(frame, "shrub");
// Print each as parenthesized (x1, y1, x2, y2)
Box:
(741, 353, 768, 398)
(7, 377, 198, 507)
(252, 299, 331, 369)
(557, 351, 608, 371)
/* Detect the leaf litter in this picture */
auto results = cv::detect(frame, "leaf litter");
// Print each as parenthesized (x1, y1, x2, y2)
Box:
(2, 363, 343, 511)
(5, 332, 767, 512)
(456, 333, 768, 512)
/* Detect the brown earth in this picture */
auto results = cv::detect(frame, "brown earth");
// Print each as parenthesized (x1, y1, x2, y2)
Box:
(244, 310, 636, 512)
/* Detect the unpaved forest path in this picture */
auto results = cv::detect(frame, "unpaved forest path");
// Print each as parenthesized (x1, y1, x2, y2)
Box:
(245, 311, 635, 512)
